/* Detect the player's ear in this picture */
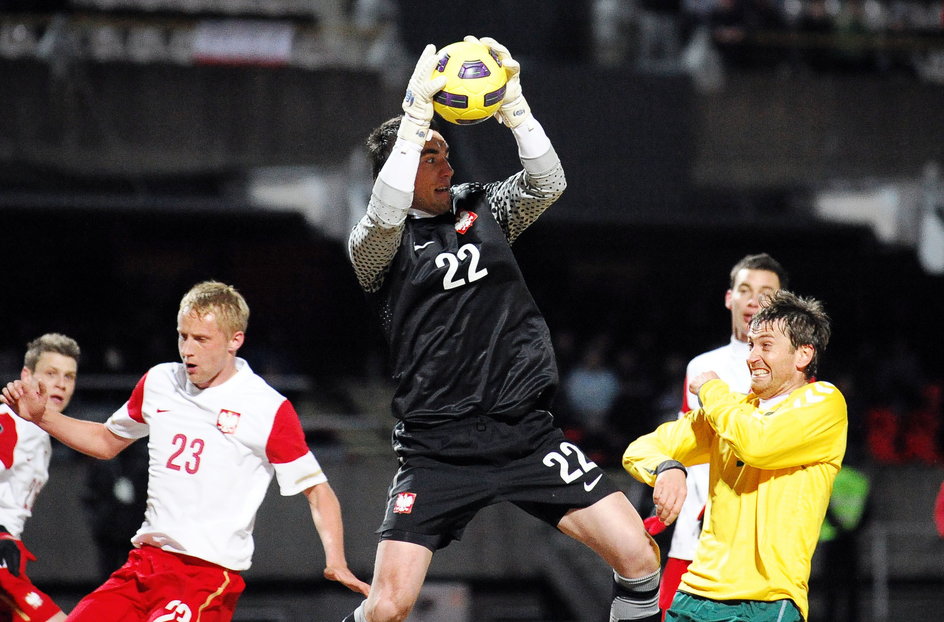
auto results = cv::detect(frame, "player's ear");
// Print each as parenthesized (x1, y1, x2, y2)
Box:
(228, 331, 245, 354)
(795, 344, 814, 371)
(724, 289, 734, 310)
(19, 366, 31, 383)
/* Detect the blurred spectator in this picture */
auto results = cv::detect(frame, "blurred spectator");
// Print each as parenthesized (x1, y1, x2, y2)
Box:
(833, 0, 874, 72)
(682, 0, 724, 30)
(708, 0, 751, 64)
(874, 336, 925, 413)
(810, 461, 872, 622)
(637, 0, 683, 72)
(866, 403, 903, 463)
(82, 440, 149, 580)
(709, 0, 789, 68)
(865, 370, 942, 465)
(562, 335, 621, 463)
(605, 344, 666, 465)
(553, 327, 580, 381)
(795, 0, 837, 71)
(901, 381, 943, 464)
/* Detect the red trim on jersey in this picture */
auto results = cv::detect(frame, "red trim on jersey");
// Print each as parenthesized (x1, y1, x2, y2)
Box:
(265, 400, 309, 464)
(127, 373, 148, 424)
(0, 412, 19, 469)
(680, 376, 692, 413)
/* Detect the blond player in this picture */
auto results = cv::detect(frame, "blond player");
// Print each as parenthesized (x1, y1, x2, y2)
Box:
(2, 282, 368, 621)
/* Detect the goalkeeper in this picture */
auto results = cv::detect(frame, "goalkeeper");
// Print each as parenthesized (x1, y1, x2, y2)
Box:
(343, 36, 662, 622)
(624, 290, 847, 622)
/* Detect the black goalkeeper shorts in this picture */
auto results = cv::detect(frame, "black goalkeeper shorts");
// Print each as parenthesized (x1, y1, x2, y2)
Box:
(377, 409, 620, 551)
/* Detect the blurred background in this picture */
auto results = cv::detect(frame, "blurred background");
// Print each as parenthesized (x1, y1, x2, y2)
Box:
(1, 0, 943, 620)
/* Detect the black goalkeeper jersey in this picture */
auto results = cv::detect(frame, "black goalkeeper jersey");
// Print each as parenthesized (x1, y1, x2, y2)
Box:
(370, 183, 557, 424)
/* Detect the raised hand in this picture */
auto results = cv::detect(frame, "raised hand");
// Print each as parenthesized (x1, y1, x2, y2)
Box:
(1, 378, 49, 424)
(399, 43, 448, 147)
(470, 35, 530, 128)
(324, 563, 370, 597)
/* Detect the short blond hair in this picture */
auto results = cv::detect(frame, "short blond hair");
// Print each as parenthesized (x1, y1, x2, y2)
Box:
(178, 281, 250, 337)
(24, 333, 81, 371)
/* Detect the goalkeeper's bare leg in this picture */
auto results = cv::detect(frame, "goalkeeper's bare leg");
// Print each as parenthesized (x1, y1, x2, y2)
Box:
(557, 491, 662, 622)
(342, 539, 432, 622)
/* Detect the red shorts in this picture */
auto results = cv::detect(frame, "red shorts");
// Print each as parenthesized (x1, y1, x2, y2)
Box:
(0, 539, 64, 622)
(67, 546, 245, 622)
(659, 556, 692, 616)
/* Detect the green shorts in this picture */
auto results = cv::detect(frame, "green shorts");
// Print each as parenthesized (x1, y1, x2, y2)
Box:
(666, 592, 803, 622)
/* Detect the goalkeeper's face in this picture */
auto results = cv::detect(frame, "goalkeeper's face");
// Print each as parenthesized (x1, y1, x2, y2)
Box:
(412, 131, 454, 216)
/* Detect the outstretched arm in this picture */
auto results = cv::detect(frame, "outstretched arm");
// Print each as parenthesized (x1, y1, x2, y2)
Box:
(468, 35, 566, 242)
(2, 379, 132, 459)
(349, 43, 447, 293)
(303, 482, 370, 596)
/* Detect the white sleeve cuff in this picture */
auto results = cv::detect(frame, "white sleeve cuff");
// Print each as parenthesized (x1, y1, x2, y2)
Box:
(378, 138, 422, 193)
(275, 452, 328, 496)
(511, 115, 552, 160)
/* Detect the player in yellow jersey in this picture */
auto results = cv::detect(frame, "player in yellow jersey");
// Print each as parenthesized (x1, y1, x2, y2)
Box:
(623, 290, 846, 621)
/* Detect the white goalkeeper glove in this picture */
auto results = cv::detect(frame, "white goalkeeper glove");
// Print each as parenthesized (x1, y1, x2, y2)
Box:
(398, 43, 447, 148)
(466, 35, 532, 129)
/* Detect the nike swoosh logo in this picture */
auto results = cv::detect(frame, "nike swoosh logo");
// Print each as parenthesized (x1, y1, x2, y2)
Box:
(413, 241, 434, 251)
(584, 473, 603, 492)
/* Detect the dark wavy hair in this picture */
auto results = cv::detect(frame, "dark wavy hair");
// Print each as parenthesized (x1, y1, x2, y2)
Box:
(751, 289, 831, 379)
(366, 116, 441, 179)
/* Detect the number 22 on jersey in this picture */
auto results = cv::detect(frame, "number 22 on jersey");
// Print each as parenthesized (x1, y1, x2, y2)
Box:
(435, 243, 489, 290)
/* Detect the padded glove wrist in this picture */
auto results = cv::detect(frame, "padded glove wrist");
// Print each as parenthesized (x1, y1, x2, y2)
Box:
(497, 93, 532, 129)
(397, 114, 432, 148)
(399, 43, 447, 147)
(470, 35, 532, 129)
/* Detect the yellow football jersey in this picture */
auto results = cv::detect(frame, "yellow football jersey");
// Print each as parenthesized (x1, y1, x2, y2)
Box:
(624, 379, 847, 620)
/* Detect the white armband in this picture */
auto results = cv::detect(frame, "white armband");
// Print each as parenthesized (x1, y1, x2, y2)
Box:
(511, 115, 552, 160)
(378, 138, 422, 194)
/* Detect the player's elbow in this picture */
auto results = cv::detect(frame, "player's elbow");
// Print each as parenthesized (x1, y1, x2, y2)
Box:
(90, 443, 125, 460)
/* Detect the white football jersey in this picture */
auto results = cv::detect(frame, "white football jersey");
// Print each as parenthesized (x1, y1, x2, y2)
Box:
(0, 405, 52, 539)
(669, 337, 751, 560)
(105, 358, 326, 571)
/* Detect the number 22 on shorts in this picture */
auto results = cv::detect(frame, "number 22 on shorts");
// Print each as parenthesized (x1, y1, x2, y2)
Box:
(543, 441, 602, 490)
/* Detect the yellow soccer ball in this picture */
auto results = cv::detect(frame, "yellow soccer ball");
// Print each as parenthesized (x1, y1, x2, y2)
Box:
(431, 41, 507, 125)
